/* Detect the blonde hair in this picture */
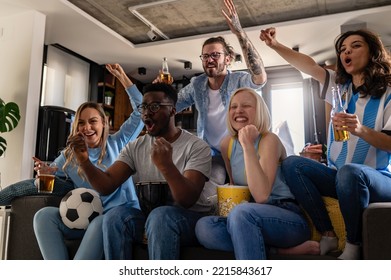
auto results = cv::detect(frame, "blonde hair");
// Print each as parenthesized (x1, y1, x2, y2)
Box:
(226, 87, 271, 137)
(63, 102, 109, 180)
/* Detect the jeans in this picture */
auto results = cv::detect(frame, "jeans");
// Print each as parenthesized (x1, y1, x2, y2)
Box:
(282, 156, 391, 244)
(146, 206, 204, 259)
(195, 202, 310, 259)
(102, 205, 145, 260)
(33, 206, 104, 259)
(0, 178, 74, 206)
(102, 205, 204, 259)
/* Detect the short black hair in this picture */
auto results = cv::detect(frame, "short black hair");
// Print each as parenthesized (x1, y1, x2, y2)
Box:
(142, 83, 178, 105)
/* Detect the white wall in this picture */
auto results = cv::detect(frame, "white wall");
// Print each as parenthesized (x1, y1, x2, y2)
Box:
(0, 9, 45, 187)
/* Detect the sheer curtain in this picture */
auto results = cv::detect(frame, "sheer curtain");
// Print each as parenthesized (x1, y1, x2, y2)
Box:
(41, 45, 89, 111)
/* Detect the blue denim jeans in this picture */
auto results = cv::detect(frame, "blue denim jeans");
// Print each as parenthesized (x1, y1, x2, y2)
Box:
(282, 156, 391, 244)
(33, 206, 104, 259)
(0, 178, 74, 206)
(102, 205, 145, 260)
(146, 206, 204, 259)
(102, 205, 204, 260)
(195, 202, 310, 259)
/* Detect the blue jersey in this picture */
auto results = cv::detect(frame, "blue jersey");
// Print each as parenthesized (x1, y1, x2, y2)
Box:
(323, 69, 391, 175)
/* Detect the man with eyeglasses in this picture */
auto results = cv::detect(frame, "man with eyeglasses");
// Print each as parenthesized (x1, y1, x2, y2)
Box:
(107, 0, 266, 215)
(68, 83, 211, 260)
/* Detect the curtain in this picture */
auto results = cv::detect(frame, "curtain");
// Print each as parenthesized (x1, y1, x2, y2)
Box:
(42, 45, 89, 111)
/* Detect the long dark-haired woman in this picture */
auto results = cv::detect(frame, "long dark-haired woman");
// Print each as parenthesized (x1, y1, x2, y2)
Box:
(260, 27, 391, 259)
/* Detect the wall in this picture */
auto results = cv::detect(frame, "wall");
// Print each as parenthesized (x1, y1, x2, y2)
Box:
(0, 9, 45, 187)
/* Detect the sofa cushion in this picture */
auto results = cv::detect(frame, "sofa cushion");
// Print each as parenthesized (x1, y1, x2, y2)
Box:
(305, 196, 346, 251)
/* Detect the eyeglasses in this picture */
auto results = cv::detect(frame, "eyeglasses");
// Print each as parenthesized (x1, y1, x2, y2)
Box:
(199, 52, 226, 61)
(137, 102, 173, 113)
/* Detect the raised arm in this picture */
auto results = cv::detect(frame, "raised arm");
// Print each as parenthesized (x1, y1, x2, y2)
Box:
(260, 27, 327, 84)
(106, 63, 134, 89)
(222, 0, 266, 85)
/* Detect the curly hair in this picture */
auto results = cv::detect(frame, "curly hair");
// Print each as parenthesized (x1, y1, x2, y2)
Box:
(63, 102, 109, 181)
(334, 29, 391, 98)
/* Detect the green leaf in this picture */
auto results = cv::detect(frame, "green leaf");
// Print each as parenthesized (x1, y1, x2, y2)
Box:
(0, 136, 6, 157)
(0, 100, 21, 133)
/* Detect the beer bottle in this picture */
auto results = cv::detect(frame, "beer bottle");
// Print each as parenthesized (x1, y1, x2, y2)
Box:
(160, 57, 173, 84)
(331, 86, 349, 142)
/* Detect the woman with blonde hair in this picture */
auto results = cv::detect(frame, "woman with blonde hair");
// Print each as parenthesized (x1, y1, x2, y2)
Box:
(195, 87, 315, 259)
(33, 66, 144, 259)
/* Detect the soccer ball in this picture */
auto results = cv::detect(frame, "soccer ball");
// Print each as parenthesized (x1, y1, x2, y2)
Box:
(59, 188, 103, 230)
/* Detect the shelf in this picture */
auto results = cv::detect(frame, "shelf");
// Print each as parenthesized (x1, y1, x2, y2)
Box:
(98, 82, 115, 89)
(103, 104, 114, 110)
(177, 110, 192, 115)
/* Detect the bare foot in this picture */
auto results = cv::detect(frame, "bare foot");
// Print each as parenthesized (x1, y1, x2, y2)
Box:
(277, 241, 320, 255)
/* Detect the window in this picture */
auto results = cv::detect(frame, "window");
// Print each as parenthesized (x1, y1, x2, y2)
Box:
(262, 66, 326, 155)
(41, 45, 90, 111)
(271, 83, 304, 155)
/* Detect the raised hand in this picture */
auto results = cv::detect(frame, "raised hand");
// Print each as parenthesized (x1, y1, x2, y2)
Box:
(222, 0, 243, 36)
(260, 27, 278, 47)
(106, 63, 133, 88)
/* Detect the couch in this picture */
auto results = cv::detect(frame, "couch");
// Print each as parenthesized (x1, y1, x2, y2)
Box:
(6, 195, 391, 260)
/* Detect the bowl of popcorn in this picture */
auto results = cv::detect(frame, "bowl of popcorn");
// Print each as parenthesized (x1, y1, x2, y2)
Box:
(217, 184, 251, 217)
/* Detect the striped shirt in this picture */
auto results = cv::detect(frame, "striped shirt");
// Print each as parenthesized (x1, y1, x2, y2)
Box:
(323, 69, 391, 175)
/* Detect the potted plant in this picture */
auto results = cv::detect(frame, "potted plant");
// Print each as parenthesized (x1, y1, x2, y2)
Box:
(104, 91, 114, 106)
(0, 98, 21, 157)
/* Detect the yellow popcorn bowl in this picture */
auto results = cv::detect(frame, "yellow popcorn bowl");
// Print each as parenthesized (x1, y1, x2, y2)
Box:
(217, 184, 251, 217)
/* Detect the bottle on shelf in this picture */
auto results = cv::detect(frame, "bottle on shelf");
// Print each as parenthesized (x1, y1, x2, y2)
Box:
(160, 57, 173, 84)
(331, 86, 349, 142)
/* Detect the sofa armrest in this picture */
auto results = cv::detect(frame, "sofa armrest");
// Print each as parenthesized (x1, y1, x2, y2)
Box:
(7, 195, 63, 260)
(363, 202, 391, 260)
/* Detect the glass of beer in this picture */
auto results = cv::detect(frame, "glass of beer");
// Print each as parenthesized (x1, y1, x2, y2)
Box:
(37, 162, 57, 193)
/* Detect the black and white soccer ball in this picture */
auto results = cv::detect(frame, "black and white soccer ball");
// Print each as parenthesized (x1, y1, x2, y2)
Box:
(59, 188, 103, 230)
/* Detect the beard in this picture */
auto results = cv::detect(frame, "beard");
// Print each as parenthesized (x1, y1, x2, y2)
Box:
(203, 61, 227, 78)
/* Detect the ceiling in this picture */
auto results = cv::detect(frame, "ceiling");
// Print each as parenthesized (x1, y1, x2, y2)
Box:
(2, 0, 391, 83)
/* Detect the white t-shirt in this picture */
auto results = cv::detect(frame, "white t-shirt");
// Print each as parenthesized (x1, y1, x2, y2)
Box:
(204, 88, 228, 152)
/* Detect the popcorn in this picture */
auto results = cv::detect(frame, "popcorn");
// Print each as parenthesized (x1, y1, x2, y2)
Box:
(217, 185, 251, 217)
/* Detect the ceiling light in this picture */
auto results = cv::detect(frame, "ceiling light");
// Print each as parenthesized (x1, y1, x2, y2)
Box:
(147, 30, 157, 41)
(138, 67, 146, 75)
(234, 53, 242, 63)
(128, 8, 170, 40)
(184, 61, 192, 70)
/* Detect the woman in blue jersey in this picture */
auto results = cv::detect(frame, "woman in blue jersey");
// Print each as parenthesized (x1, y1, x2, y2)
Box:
(33, 64, 145, 259)
(195, 88, 316, 260)
(261, 27, 391, 259)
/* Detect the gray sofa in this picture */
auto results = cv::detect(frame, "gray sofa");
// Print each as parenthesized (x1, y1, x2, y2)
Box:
(6, 195, 391, 260)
